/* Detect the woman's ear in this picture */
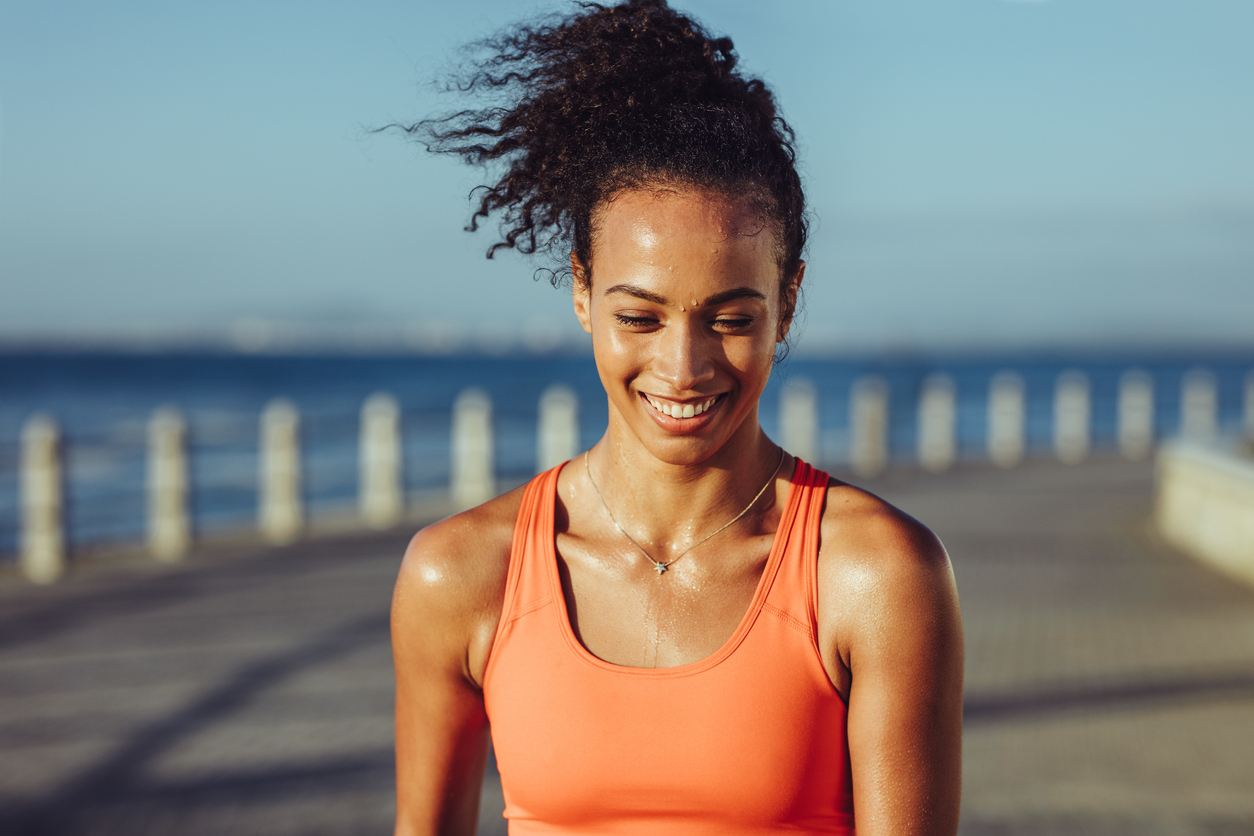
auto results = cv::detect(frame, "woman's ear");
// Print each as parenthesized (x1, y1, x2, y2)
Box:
(571, 252, 593, 335)
(777, 261, 805, 343)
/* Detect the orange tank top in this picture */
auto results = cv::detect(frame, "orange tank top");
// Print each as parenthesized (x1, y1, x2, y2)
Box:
(483, 460, 855, 835)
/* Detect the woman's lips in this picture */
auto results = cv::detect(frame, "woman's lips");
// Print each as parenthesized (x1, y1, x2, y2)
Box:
(639, 392, 726, 431)
(643, 393, 720, 419)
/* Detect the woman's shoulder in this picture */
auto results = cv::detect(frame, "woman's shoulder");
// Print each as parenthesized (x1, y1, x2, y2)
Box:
(391, 483, 529, 687)
(817, 476, 950, 578)
(815, 475, 959, 648)
(397, 485, 526, 595)
(813, 475, 962, 696)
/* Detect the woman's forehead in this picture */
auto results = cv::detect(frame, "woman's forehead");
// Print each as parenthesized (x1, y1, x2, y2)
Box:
(591, 188, 777, 275)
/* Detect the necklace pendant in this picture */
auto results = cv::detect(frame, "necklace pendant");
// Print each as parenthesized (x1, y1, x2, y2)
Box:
(585, 448, 784, 580)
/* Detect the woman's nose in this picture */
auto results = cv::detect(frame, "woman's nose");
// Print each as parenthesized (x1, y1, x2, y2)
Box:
(651, 320, 716, 391)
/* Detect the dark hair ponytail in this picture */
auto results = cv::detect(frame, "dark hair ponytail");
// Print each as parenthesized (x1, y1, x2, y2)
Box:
(401, 0, 807, 291)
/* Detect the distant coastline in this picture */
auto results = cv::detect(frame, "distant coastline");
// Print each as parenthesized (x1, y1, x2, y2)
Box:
(2, 321, 1254, 359)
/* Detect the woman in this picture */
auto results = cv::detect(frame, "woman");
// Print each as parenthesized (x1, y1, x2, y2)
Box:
(391, 2, 963, 834)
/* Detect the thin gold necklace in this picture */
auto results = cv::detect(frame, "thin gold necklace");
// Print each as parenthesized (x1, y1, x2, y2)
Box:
(583, 447, 786, 575)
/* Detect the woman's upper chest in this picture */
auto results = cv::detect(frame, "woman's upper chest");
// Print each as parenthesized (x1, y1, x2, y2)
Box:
(543, 465, 851, 694)
(552, 527, 775, 669)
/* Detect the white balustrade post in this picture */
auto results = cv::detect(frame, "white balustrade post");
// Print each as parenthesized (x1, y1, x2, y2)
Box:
(850, 376, 888, 477)
(987, 372, 1025, 468)
(20, 414, 65, 584)
(259, 399, 303, 544)
(1053, 371, 1090, 464)
(779, 378, 818, 464)
(1117, 370, 1154, 461)
(360, 393, 403, 528)
(537, 385, 579, 473)
(452, 389, 494, 509)
(1245, 370, 1254, 441)
(1181, 368, 1217, 441)
(147, 408, 191, 561)
(917, 374, 956, 473)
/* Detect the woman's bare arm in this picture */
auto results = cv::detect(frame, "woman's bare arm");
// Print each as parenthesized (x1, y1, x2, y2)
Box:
(392, 499, 517, 836)
(820, 490, 964, 836)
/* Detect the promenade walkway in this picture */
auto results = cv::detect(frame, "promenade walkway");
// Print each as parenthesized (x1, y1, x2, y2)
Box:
(0, 458, 1251, 835)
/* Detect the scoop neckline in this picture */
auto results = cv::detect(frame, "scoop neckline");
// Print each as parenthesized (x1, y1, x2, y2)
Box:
(544, 457, 806, 677)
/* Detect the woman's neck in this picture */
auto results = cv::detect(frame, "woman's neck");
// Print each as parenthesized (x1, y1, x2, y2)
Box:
(585, 412, 784, 557)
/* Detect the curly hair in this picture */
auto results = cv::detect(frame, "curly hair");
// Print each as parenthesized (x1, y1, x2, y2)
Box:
(401, 0, 807, 294)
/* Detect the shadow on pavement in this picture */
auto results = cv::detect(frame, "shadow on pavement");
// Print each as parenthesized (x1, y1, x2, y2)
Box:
(965, 667, 1254, 726)
(0, 611, 390, 836)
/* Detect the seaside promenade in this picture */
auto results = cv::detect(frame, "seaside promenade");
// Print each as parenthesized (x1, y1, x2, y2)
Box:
(1, 457, 1252, 835)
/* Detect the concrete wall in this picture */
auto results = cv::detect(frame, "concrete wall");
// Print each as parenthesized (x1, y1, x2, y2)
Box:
(1156, 440, 1254, 587)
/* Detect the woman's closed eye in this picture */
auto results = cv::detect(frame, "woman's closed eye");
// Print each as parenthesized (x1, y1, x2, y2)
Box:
(613, 312, 660, 329)
(612, 312, 758, 332)
(712, 316, 755, 332)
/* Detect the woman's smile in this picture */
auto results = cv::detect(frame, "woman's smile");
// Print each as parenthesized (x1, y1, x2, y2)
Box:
(640, 392, 727, 433)
(643, 392, 721, 419)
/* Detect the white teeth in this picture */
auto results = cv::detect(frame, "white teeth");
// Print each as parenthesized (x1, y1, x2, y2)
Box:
(647, 395, 717, 419)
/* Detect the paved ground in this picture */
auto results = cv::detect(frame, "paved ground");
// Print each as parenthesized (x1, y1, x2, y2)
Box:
(872, 458, 1254, 835)
(0, 457, 1252, 835)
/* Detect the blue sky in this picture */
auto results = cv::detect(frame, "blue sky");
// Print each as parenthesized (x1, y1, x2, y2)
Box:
(1, 0, 1251, 352)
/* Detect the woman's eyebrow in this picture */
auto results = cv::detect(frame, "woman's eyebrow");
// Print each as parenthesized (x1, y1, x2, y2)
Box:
(701, 288, 767, 307)
(602, 285, 767, 307)
(602, 284, 669, 305)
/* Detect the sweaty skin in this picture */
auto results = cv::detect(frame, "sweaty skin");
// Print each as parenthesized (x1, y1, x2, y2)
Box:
(392, 187, 963, 836)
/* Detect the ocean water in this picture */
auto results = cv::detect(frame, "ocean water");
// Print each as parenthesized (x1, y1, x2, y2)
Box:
(1, 348, 1252, 559)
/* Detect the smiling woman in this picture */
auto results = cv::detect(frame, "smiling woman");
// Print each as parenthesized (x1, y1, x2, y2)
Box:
(389, 2, 963, 835)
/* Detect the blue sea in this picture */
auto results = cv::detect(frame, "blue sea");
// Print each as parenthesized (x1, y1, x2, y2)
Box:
(1, 348, 1252, 560)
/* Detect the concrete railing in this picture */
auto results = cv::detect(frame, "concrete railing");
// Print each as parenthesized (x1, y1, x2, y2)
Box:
(359, 393, 404, 530)
(10, 365, 1254, 582)
(19, 415, 65, 584)
(1155, 440, 1254, 588)
(259, 398, 304, 545)
(988, 372, 1026, 468)
(148, 408, 191, 561)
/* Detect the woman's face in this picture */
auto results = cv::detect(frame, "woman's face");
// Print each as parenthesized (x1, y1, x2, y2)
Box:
(573, 186, 802, 466)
